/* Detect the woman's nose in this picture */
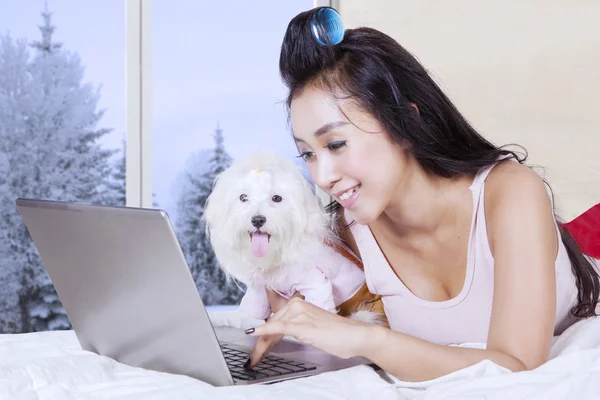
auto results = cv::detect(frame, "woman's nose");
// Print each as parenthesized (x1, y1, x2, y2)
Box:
(313, 156, 340, 190)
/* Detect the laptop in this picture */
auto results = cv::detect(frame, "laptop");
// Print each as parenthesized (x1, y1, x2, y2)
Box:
(15, 198, 374, 386)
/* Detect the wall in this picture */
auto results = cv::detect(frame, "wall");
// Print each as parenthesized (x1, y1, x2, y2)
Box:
(335, 0, 599, 220)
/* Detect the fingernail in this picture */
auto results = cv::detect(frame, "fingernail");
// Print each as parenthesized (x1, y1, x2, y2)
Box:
(243, 358, 251, 369)
(245, 327, 255, 334)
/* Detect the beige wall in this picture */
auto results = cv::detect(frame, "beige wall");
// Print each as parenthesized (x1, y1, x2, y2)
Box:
(335, 0, 599, 221)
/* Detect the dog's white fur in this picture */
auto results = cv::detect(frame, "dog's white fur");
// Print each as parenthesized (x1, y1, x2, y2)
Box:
(203, 152, 382, 330)
(203, 152, 331, 288)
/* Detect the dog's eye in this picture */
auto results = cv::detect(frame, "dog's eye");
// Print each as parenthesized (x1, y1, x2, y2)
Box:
(239, 194, 248, 202)
(272, 195, 282, 203)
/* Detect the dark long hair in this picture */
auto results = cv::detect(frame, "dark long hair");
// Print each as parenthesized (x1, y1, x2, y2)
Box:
(278, 7, 599, 318)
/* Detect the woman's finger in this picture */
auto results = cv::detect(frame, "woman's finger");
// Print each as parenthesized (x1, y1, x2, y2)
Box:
(246, 317, 310, 367)
(244, 299, 307, 368)
(246, 333, 284, 368)
(243, 298, 294, 368)
(246, 319, 287, 336)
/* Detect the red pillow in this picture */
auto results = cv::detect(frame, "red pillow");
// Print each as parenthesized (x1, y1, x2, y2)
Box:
(562, 203, 600, 259)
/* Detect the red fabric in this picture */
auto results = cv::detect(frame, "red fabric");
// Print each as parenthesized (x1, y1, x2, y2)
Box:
(562, 203, 600, 259)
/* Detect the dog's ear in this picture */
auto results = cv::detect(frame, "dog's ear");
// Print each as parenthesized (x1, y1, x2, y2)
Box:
(201, 170, 228, 239)
(307, 193, 330, 238)
(294, 171, 330, 239)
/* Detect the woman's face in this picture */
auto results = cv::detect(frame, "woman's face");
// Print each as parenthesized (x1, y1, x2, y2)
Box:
(290, 85, 412, 225)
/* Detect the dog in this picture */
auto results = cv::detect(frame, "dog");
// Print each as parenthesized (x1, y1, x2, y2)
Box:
(202, 152, 388, 330)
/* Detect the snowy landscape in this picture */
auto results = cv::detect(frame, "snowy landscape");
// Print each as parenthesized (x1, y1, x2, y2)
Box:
(0, 1, 313, 333)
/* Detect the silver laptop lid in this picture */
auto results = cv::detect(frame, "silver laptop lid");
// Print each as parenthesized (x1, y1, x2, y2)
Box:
(16, 198, 234, 386)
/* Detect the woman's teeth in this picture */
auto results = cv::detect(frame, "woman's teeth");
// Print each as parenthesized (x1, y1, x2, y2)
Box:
(339, 187, 356, 201)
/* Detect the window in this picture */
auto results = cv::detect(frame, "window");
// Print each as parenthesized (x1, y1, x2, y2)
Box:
(0, 0, 323, 332)
(150, 1, 314, 307)
(0, 1, 126, 333)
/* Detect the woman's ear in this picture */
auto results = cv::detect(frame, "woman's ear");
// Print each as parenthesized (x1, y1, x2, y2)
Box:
(410, 103, 420, 115)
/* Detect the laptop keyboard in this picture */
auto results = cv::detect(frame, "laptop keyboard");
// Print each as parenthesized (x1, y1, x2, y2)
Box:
(220, 344, 317, 381)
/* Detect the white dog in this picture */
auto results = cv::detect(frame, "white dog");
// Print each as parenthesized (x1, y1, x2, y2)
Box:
(203, 152, 387, 330)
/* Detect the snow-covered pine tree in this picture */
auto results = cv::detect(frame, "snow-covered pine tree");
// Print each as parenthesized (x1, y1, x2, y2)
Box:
(205, 123, 233, 178)
(29, 7, 117, 206)
(196, 124, 245, 305)
(0, 31, 53, 333)
(174, 125, 244, 306)
(105, 136, 127, 206)
(104, 136, 160, 208)
(174, 150, 211, 295)
(0, 33, 33, 333)
(0, 6, 119, 332)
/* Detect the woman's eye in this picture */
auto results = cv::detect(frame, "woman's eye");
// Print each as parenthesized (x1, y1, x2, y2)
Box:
(239, 194, 248, 202)
(297, 151, 314, 161)
(327, 141, 346, 151)
(296, 141, 344, 161)
(272, 195, 282, 203)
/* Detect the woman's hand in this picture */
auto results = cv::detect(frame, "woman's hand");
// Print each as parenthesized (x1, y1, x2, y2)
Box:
(266, 289, 300, 315)
(245, 297, 375, 368)
(242, 290, 302, 368)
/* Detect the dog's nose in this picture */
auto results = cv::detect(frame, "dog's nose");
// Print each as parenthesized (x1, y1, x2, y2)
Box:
(251, 215, 266, 228)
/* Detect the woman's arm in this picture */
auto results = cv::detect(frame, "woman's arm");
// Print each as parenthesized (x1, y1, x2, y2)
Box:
(247, 298, 527, 381)
(360, 325, 526, 381)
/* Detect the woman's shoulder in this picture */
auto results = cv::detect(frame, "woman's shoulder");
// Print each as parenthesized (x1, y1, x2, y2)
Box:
(484, 160, 550, 208)
(483, 159, 557, 257)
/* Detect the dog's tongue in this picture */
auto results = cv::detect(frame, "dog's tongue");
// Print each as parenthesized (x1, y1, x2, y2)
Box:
(250, 232, 269, 257)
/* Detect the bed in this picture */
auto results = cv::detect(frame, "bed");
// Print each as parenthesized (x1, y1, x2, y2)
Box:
(1, 315, 599, 399)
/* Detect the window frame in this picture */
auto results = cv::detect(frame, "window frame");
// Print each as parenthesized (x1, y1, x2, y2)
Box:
(126, 0, 333, 208)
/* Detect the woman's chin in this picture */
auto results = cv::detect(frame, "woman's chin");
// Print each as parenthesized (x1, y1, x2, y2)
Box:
(344, 205, 377, 226)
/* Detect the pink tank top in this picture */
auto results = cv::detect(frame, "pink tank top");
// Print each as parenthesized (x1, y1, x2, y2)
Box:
(346, 157, 580, 345)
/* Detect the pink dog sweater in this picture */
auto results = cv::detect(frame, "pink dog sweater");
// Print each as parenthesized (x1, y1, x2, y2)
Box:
(237, 243, 366, 320)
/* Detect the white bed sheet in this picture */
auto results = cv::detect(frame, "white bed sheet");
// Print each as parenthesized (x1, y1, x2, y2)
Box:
(0, 316, 599, 399)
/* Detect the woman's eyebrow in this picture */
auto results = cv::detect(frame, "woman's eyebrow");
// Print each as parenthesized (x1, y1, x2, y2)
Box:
(293, 121, 349, 143)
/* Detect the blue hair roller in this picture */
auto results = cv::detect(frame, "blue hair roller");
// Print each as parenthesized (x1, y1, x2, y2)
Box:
(311, 7, 345, 46)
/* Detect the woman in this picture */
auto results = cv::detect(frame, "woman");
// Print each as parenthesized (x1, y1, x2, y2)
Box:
(245, 7, 600, 381)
